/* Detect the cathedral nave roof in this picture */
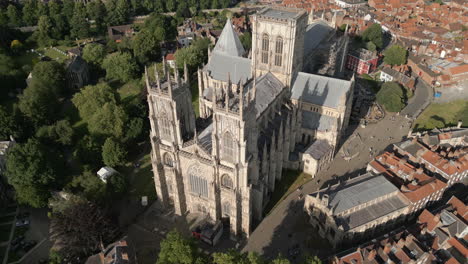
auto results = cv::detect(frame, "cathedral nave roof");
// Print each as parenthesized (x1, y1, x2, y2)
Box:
(245, 72, 285, 118)
(291, 72, 351, 109)
(205, 52, 252, 84)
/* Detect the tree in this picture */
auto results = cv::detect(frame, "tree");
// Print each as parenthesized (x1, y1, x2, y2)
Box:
(157, 230, 206, 264)
(133, 28, 162, 64)
(10, 39, 23, 53)
(5, 138, 62, 207)
(213, 250, 266, 264)
(115, 0, 130, 25)
(362, 23, 383, 49)
(376, 82, 406, 112)
(62, 0, 75, 22)
(102, 137, 127, 167)
(82, 43, 106, 66)
(48, 1, 68, 40)
(6, 4, 21, 26)
(211, 0, 220, 9)
(175, 38, 211, 72)
(36, 119, 74, 146)
(72, 83, 118, 120)
(37, 1, 49, 17)
(88, 102, 127, 137)
(366, 41, 376, 52)
(86, 0, 106, 34)
(200, 0, 211, 9)
(220, 0, 230, 8)
(271, 255, 291, 264)
(30, 61, 65, 95)
(69, 170, 107, 202)
(74, 135, 102, 167)
(303, 255, 322, 264)
(37, 15, 53, 46)
(70, 2, 90, 39)
(22, 0, 38, 26)
(166, 0, 176, 12)
(240, 32, 252, 51)
(102, 52, 138, 82)
(0, 105, 22, 140)
(19, 79, 60, 125)
(383, 45, 408, 66)
(49, 195, 119, 261)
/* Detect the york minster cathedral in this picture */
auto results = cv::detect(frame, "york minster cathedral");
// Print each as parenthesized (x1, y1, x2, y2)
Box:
(146, 7, 354, 237)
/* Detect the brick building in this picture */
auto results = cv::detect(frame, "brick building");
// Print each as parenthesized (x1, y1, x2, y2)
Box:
(346, 48, 379, 75)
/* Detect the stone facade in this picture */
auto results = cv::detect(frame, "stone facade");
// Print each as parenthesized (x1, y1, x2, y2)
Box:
(147, 7, 354, 238)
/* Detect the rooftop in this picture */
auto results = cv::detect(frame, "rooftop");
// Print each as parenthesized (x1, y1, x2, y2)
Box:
(291, 72, 352, 109)
(257, 7, 304, 20)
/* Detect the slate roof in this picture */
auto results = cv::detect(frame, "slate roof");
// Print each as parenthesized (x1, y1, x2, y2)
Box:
(198, 123, 213, 153)
(323, 173, 401, 215)
(304, 140, 332, 160)
(259, 8, 300, 20)
(245, 72, 284, 118)
(304, 21, 333, 55)
(212, 18, 245, 57)
(301, 111, 337, 131)
(291, 72, 351, 109)
(205, 52, 251, 84)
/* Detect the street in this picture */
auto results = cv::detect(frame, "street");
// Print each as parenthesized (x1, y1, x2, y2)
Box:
(401, 76, 433, 119)
(243, 113, 413, 262)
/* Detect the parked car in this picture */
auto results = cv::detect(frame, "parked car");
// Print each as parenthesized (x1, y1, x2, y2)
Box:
(15, 219, 29, 227)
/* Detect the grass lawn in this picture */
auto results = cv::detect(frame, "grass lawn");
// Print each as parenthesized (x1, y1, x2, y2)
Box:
(118, 79, 143, 103)
(191, 81, 200, 117)
(0, 224, 12, 242)
(124, 153, 157, 202)
(413, 100, 468, 131)
(0, 215, 14, 224)
(263, 170, 311, 215)
(37, 46, 68, 63)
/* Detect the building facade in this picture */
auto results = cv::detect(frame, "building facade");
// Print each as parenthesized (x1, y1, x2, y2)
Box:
(147, 7, 354, 238)
(346, 48, 379, 75)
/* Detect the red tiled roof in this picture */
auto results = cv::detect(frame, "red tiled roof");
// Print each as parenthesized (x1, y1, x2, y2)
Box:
(165, 53, 175, 61)
(418, 209, 438, 232)
(448, 64, 468, 76)
(448, 196, 468, 222)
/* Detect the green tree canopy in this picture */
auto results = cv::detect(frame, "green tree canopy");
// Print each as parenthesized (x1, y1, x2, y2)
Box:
(376, 82, 406, 112)
(70, 2, 90, 39)
(102, 137, 127, 167)
(82, 43, 106, 66)
(87, 0, 106, 34)
(5, 138, 63, 207)
(383, 45, 408, 66)
(102, 52, 138, 82)
(240, 32, 252, 51)
(22, 0, 38, 26)
(366, 41, 376, 52)
(31, 61, 66, 95)
(69, 170, 107, 202)
(6, 4, 21, 26)
(157, 230, 206, 264)
(133, 28, 162, 64)
(175, 37, 211, 72)
(36, 119, 74, 146)
(88, 102, 127, 137)
(19, 79, 60, 125)
(362, 23, 383, 49)
(74, 135, 102, 167)
(37, 15, 53, 46)
(0, 105, 22, 140)
(72, 82, 118, 120)
(212, 250, 267, 264)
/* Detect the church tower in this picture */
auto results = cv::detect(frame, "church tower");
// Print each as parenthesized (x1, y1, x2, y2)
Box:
(251, 7, 308, 88)
(146, 62, 196, 212)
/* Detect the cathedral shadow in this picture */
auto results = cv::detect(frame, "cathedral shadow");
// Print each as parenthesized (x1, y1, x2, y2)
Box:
(258, 199, 333, 263)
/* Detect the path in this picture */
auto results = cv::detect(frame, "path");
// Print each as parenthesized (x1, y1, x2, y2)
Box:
(243, 114, 412, 262)
(400, 76, 433, 119)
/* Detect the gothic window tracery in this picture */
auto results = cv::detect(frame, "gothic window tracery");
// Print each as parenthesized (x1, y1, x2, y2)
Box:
(188, 165, 208, 198)
(221, 174, 233, 189)
(275, 37, 283, 67)
(222, 132, 236, 162)
(261, 34, 269, 64)
(158, 117, 171, 139)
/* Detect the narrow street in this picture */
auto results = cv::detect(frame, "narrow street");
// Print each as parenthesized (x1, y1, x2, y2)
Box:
(243, 113, 413, 262)
(401, 77, 433, 119)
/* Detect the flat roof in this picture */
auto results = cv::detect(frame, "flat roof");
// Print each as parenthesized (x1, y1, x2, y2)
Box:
(259, 8, 300, 20)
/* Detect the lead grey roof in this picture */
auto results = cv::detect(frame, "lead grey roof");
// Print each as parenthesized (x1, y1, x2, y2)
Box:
(247, 72, 284, 117)
(304, 140, 332, 160)
(339, 195, 408, 230)
(259, 8, 300, 19)
(198, 123, 213, 153)
(205, 52, 252, 84)
(291, 72, 351, 109)
(326, 174, 401, 215)
(212, 18, 245, 57)
(301, 111, 337, 131)
(304, 21, 333, 55)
